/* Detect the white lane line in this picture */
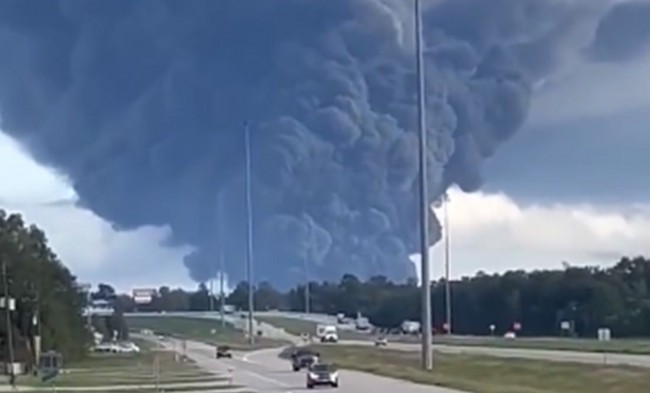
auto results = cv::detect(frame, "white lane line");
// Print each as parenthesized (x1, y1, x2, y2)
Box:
(242, 346, 288, 364)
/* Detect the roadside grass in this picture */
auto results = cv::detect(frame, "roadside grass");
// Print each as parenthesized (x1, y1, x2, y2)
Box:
(256, 316, 368, 340)
(126, 315, 287, 350)
(12, 338, 239, 393)
(258, 315, 650, 354)
(307, 344, 650, 393)
(432, 335, 650, 355)
(24, 386, 245, 393)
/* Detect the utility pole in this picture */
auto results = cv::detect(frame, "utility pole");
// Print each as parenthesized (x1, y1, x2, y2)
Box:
(415, 0, 433, 370)
(304, 219, 311, 315)
(2, 260, 16, 385)
(304, 257, 310, 315)
(218, 191, 226, 328)
(244, 122, 255, 345)
(443, 193, 452, 335)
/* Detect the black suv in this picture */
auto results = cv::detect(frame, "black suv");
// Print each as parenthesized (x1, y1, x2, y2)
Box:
(291, 349, 319, 372)
(216, 345, 232, 359)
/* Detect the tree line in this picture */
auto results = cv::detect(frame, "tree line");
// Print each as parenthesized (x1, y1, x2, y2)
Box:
(119, 256, 650, 338)
(0, 210, 89, 364)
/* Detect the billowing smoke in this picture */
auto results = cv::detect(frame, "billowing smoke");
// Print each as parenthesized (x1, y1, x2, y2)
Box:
(0, 0, 641, 288)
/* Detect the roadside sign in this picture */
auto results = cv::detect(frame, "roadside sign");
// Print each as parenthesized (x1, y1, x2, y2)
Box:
(132, 288, 157, 304)
(513, 322, 522, 331)
(39, 351, 63, 382)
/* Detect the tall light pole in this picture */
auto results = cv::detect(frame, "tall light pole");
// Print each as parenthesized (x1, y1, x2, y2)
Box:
(2, 260, 15, 384)
(244, 122, 255, 345)
(218, 191, 226, 328)
(304, 218, 311, 315)
(415, 0, 433, 370)
(443, 192, 452, 335)
(304, 257, 310, 315)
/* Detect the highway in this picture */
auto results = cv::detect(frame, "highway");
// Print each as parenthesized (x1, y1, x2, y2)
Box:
(127, 311, 650, 368)
(157, 337, 464, 393)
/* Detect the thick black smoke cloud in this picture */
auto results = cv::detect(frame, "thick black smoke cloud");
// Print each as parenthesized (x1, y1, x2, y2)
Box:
(0, 0, 638, 288)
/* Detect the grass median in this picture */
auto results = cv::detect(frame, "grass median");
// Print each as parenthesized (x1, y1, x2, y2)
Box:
(258, 315, 650, 355)
(304, 344, 648, 393)
(126, 315, 287, 350)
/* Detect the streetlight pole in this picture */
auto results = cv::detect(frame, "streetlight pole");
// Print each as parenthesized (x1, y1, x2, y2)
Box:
(443, 193, 452, 335)
(304, 220, 311, 315)
(2, 260, 16, 384)
(218, 191, 226, 328)
(244, 122, 255, 345)
(415, 0, 433, 370)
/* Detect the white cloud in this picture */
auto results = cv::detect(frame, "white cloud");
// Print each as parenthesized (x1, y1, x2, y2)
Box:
(0, 131, 195, 293)
(412, 187, 650, 282)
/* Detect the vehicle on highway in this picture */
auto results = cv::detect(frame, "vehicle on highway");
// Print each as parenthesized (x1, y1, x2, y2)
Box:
(317, 324, 339, 343)
(374, 336, 388, 347)
(292, 350, 320, 371)
(307, 363, 339, 389)
(216, 345, 233, 359)
(355, 316, 371, 331)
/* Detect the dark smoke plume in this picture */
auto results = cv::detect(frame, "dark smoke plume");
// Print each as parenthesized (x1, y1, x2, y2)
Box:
(0, 0, 639, 287)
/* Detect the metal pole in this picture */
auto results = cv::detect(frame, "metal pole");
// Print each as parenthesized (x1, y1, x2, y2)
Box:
(444, 193, 452, 335)
(244, 122, 255, 345)
(415, 0, 433, 370)
(3, 260, 16, 383)
(218, 191, 226, 328)
(304, 257, 310, 315)
(86, 289, 92, 328)
(304, 220, 311, 315)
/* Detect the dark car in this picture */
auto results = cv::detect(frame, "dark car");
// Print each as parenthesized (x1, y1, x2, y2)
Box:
(216, 345, 232, 359)
(307, 363, 339, 389)
(291, 350, 319, 372)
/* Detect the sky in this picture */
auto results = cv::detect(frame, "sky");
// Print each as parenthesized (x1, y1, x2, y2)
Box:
(2, 1, 650, 293)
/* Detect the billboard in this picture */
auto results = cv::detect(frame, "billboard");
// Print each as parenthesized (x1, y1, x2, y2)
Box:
(132, 288, 157, 304)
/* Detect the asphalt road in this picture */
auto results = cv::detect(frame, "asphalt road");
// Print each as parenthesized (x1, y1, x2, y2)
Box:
(159, 337, 464, 393)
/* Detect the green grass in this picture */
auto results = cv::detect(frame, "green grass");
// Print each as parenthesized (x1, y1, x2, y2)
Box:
(256, 316, 369, 340)
(307, 344, 650, 393)
(258, 315, 650, 354)
(431, 335, 650, 354)
(24, 386, 245, 393)
(126, 315, 287, 350)
(13, 337, 237, 393)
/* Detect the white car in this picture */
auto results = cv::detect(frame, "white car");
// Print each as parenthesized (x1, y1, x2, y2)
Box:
(92, 341, 140, 354)
(117, 342, 141, 353)
(374, 337, 388, 347)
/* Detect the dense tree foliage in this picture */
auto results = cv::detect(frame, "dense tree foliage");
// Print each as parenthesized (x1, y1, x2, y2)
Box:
(91, 283, 129, 341)
(124, 257, 650, 338)
(0, 209, 89, 363)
